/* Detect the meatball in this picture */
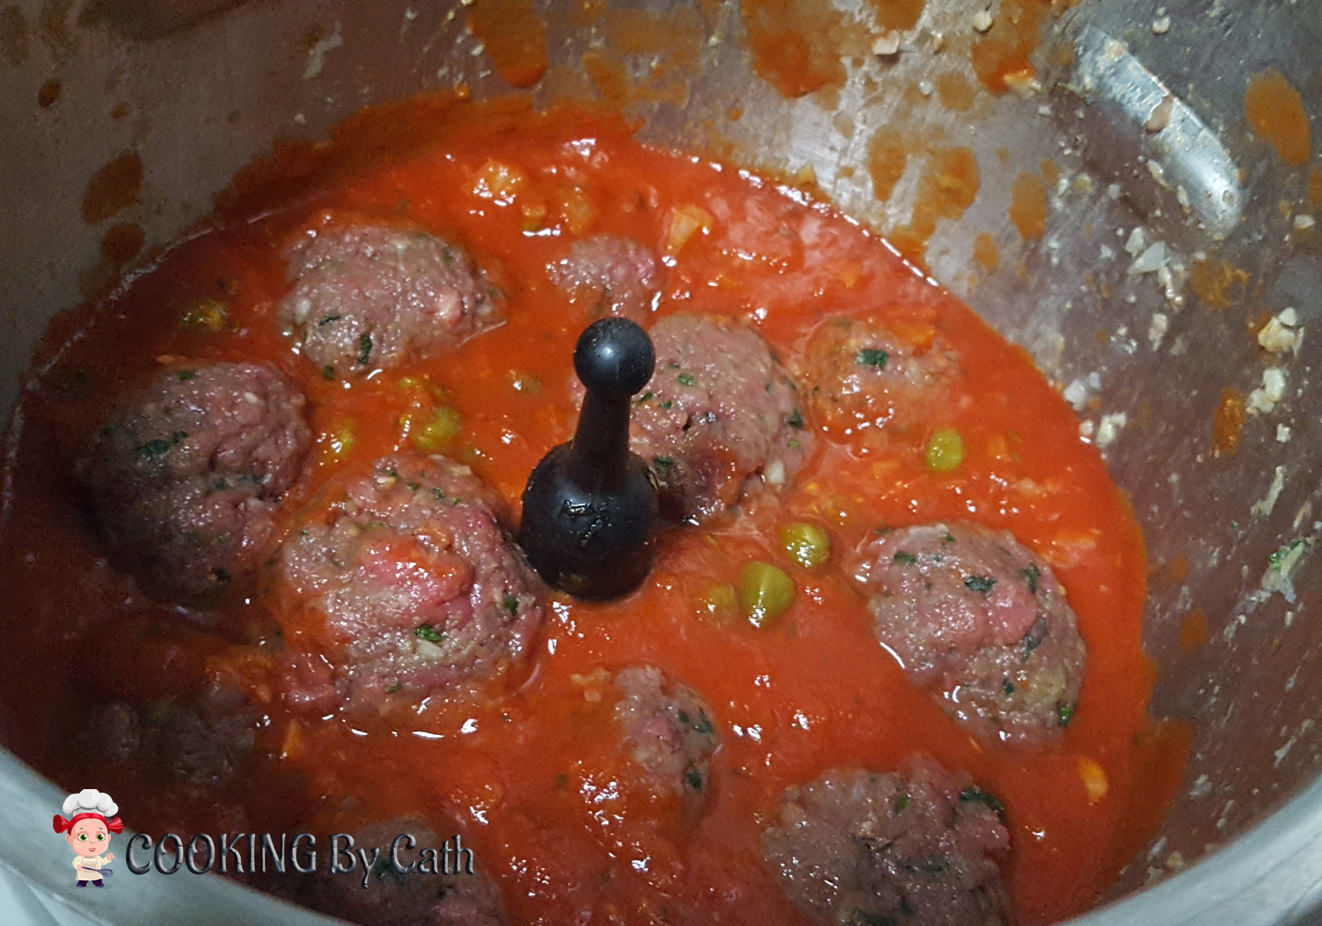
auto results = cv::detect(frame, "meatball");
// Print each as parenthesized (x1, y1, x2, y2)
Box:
(631, 313, 811, 522)
(77, 361, 311, 598)
(613, 664, 719, 802)
(278, 222, 500, 375)
(761, 760, 1010, 926)
(547, 234, 660, 320)
(84, 687, 257, 792)
(800, 315, 962, 441)
(258, 817, 507, 926)
(276, 454, 543, 712)
(855, 521, 1086, 745)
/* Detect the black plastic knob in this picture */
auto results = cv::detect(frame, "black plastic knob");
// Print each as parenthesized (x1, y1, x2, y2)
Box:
(518, 318, 659, 600)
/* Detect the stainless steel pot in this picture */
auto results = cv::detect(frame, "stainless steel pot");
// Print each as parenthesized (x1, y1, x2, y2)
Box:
(2, 0, 1320, 922)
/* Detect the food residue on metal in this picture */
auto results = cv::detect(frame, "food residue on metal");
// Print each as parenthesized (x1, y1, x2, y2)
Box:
(1211, 387, 1245, 458)
(80, 151, 142, 224)
(973, 232, 999, 271)
(467, 0, 549, 89)
(867, 131, 908, 202)
(1009, 171, 1047, 239)
(1244, 68, 1312, 166)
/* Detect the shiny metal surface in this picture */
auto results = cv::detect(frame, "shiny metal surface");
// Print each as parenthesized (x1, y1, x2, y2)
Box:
(1, 0, 1320, 922)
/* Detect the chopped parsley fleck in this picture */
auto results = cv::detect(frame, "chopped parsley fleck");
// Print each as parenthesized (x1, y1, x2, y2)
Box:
(787, 407, 804, 429)
(634, 391, 653, 405)
(788, 437, 801, 451)
(441, 245, 455, 266)
(136, 430, 188, 459)
(691, 712, 715, 736)
(855, 348, 889, 369)
(1018, 564, 1041, 594)
(1022, 622, 1046, 660)
(659, 399, 674, 409)
(358, 332, 373, 365)
(431, 487, 447, 502)
(1057, 702, 1076, 726)
(942, 531, 955, 544)
(385, 682, 402, 694)
(405, 481, 421, 492)
(502, 594, 519, 615)
(212, 568, 231, 584)
(963, 574, 997, 594)
(892, 793, 910, 813)
(677, 372, 696, 387)
(321, 365, 335, 380)
(318, 314, 341, 326)
(959, 787, 1006, 817)
(892, 551, 917, 566)
(1270, 539, 1305, 571)
(652, 455, 675, 474)
(684, 769, 704, 791)
(177, 370, 196, 381)
(1003, 678, 1015, 696)
(414, 623, 445, 643)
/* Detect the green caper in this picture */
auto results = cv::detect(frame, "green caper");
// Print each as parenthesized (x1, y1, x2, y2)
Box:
(779, 522, 831, 568)
(697, 583, 737, 621)
(738, 561, 796, 627)
(925, 427, 965, 472)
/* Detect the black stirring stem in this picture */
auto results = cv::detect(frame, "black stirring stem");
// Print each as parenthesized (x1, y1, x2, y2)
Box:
(518, 318, 658, 600)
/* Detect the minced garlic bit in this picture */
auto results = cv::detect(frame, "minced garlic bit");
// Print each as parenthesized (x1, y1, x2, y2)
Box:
(1077, 756, 1109, 804)
(1147, 312, 1169, 349)
(1257, 307, 1301, 354)
(1246, 368, 1287, 415)
(1095, 412, 1127, 449)
(871, 32, 900, 56)
(972, 9, 994, 33)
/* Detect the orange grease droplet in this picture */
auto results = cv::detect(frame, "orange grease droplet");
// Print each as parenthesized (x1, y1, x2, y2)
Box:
(1009, 171, 1048, 239)
(81, 152, 142, 224)
(973, 232, 1000, 271)
(740, 0, 850, 98)
(936, 71, 975, 111)
(1180, 609, 1208, 653)
(1245, 68, 1311, 166)
(867, 132, 908, 202)
(467, 0, 548, 89)
(1212, 387, 1246, 457)
(911, 146, 980, 243)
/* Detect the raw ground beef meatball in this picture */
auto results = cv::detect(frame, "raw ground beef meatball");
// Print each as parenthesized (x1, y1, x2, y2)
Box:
(761, 760, 1010, 926)
(83, 687, 257, 792)
(854, 521, 1086, 746)
(630, 313, 811, 523)
(276, 454, 542, 712)
(613, 664, 719, 803)
(278, 222, 501, 376)
(257, 817, 507, 926)
(546, 234, 660, 320)
(799, 315, 963, 441)
(77, 361, 311, 598)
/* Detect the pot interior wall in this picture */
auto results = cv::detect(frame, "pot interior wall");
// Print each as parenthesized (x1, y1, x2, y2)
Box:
(2, 0, 1320, 921)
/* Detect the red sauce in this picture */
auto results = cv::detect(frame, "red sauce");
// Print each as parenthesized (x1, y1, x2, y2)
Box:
(0, 97, 1184, 924)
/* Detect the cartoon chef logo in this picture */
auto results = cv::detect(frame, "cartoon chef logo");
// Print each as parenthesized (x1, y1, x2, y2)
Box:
(53, 789, 123, 888)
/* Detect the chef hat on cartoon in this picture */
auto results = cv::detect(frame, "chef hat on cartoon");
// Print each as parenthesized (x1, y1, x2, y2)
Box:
(53, 789, 123, 836)
(62, 789, 118, 818)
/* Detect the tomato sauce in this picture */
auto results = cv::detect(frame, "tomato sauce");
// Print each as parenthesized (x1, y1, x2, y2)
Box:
(0, 96, 1185, 924)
